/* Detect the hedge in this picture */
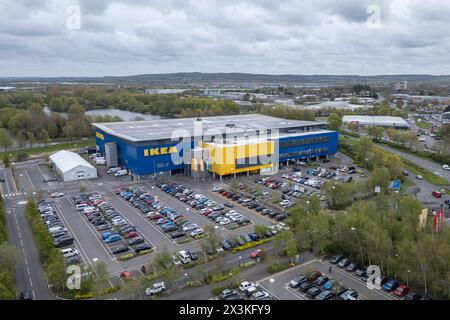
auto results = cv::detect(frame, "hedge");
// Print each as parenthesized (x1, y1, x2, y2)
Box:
(74, 293, 93, 300)
(241, 261, 256, 269)
(231, 238, 271, 253)
(118, 253, 135, 261)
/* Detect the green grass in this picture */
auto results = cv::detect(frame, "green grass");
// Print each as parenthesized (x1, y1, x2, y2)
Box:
(0, 139, 95, 158)
(415, 120, 432, 130)
(403, 158, 449, 186)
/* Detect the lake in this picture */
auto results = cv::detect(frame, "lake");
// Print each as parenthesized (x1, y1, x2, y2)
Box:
(43, 106, 161, 121)
(85, 109, 161, 121)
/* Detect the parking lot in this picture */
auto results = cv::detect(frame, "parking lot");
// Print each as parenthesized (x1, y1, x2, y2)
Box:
(256, 259, 398, 300)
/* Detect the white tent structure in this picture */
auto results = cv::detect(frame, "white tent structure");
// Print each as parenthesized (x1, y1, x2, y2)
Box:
(342, 115, 410, 129)
(49, 150, 97, 182)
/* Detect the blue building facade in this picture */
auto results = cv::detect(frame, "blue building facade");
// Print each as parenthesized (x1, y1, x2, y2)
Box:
(94, 128, 339, 176)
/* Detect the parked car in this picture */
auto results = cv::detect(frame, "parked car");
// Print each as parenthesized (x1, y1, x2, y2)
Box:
(289, 275, 308, 288)
(383, 279, 400, 292)
(145, 282, 166, 296)
(218, 289, 238, 300)
(394, 285, 410, 297)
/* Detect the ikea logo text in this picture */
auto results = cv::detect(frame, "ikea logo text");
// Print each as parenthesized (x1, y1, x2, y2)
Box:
(144, 146, 177, 157)
(96, 132, 104, 140)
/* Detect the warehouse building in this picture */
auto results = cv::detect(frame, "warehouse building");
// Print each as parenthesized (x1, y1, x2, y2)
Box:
(342, 115, 410, 129)
(49, 150, 97, 181)
(92, 114, 338, 177)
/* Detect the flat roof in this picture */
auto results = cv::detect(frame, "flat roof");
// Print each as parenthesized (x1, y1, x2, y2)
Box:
(205, 130, 335, 147)
(49, 150, 96, 173)
(342, 115, 409, 127)
(93, 114, 327, 143)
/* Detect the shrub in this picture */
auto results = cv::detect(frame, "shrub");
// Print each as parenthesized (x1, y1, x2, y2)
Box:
(241, 261, 256, 269)
(14, 152, 29, 162)
(212, 286, 227, 296)
(138, 249, 154, 255)
(267, 262, 290, 274)
(118, 253, 135, 261)
(186, 280, 202, 287)
(231, 238, 271, 253)
(74, 293, 93, 300)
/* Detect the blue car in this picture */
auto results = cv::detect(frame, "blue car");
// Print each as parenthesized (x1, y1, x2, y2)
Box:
(104, 234, 121, 244)
(101, 232, 113, 240)
(323, 280, 336, 290)
(383, 279, 399, 292)
(161, 222, 176, 228)
(247, 233, 260, 241)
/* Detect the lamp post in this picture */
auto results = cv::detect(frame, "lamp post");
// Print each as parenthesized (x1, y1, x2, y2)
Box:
(238, 256, 242, 267)
(406, 270, 411, 287)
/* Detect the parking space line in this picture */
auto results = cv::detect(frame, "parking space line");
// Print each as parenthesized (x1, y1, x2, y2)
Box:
(53, 202, 93, 268)
(257, 259, 317, 284)
(105, 191, 157, 251)
(59, 197, 115, 263)
(319, 260, 396, 300)
(23, 168, 35, 191)
(112, 192, 177, 245)
(285, 285, 308, 300)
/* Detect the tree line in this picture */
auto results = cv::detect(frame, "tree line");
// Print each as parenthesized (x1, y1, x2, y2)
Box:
(0, 197, 22, 299)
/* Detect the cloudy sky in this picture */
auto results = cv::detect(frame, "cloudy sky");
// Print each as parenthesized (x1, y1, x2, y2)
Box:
(1, 0, 450, 77)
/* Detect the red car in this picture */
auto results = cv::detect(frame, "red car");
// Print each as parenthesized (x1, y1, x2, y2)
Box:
(149, 214, 163, 220)
(114, 187, 126, 194)
(394, 285, 410, 297)
(120, 271, 132, 280)
(125, 231, 138, 239)
(249, 249, 264, 259)
(432, 191, 442, 198)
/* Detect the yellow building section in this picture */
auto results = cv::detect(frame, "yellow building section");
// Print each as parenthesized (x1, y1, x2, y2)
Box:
(200, 140, 274, 176)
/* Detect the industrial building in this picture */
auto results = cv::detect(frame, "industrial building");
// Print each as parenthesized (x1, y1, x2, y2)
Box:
(92, 114, 339, 177)
(342, 115, 410, 129)
(49, 150, 97, 181)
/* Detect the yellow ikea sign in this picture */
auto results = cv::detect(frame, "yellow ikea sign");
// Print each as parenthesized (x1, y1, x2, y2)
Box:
(144, 146, 177, 157)
(96, 132, 104, 140)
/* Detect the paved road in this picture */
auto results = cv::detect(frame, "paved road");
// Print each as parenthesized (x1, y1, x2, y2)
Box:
(375, 144, 450, 183)
(1, 166, 55, 300)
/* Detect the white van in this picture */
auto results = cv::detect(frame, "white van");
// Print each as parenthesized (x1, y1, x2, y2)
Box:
(49, 226, 67, 234)
(60, 248, 79, 258)
(95, 157, 106, 165)
(177, 250, 191, 264)
(107, 167, 121, 174)
(115, 169, 128, 177)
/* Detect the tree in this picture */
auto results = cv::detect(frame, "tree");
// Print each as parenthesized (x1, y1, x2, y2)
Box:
(92, 261, 110, 296)
(63, 123, 77, 141)
(0, 243, 23, 273)
(230, 179, 238, 191)
(328, 113, 342, 131)
(283, 230, 298, 263)
(2, 153, 10, 167)
(37, 129, 50, 146)
(0, 128, 12, 152)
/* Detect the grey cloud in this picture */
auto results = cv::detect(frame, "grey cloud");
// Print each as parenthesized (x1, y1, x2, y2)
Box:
(0, 0, 449, 76)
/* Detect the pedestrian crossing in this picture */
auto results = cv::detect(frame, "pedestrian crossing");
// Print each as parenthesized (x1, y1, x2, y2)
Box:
(1, 192, 28, 199)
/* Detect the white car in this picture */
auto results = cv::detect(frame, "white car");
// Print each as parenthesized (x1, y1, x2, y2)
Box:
(51, 192, 64, 198)
(145, 282, 166, 296)
(443, 164, 450, 171)
(219, 218, 231, 225)
(190, 228, 204, 237)
(239, 281, 255, 292)
(251, 290, 271, 300)
(61, 248, 79, 258)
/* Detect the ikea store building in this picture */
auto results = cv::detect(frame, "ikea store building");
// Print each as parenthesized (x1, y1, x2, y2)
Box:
(92, 114, 338, 178)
